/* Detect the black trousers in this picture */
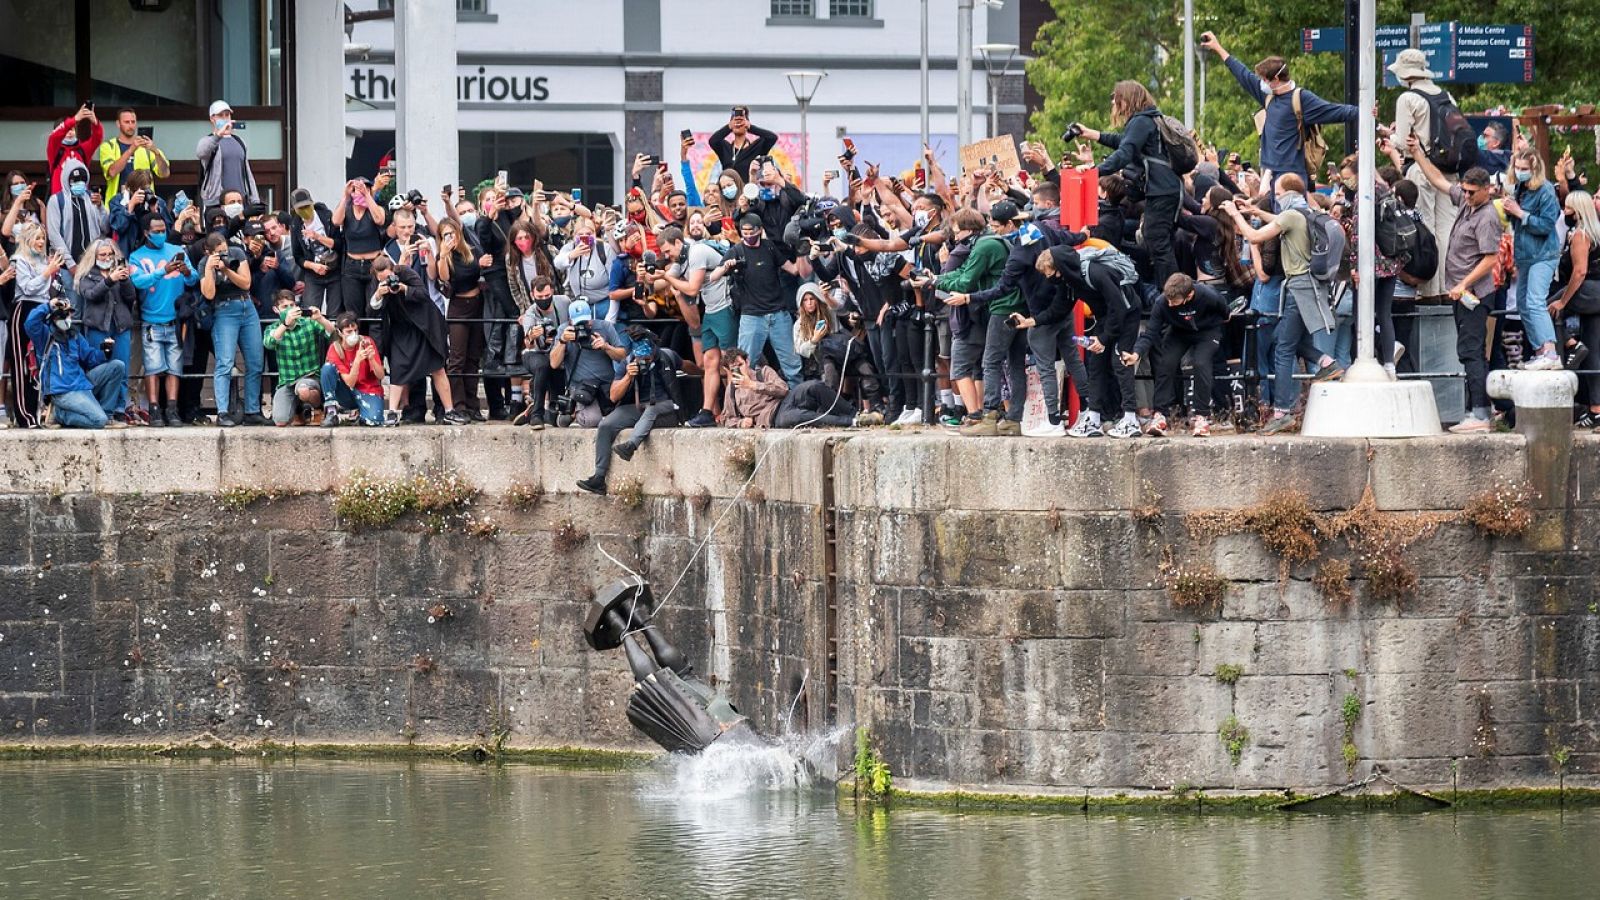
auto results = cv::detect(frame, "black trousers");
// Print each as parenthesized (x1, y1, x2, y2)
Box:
(1085, 307, 1139, 417)
(338, 257, 375, 321)
(480, 273, 515, 415)
(178, 324, 214, 419)
(520, 349, 564, 420)
(774, 380, 854, 428)
(1453, 301, 1490, 413)
(1151, 325, 1223, 416)
(864, 322, 900, 411)
(1141, 192, 1182, 289)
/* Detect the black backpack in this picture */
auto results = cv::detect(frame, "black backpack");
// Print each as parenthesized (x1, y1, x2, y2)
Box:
(1411, 88, 1479, 174)
(1399, 209, 1438, 281)
(1374, 191, 1419, 260)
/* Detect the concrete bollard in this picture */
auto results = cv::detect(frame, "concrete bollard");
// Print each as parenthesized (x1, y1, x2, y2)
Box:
(1487, 369, 1577, 551)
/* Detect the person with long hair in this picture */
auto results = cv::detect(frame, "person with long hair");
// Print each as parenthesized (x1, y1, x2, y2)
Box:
(1552, 190, 1600, 429)
(472, 185, 518, 419)
(1074, 80, 1184, 287)
(74, 238, 138, 422)
(331, 177, 387, 321)
(431, 216, 486, 420)
(367, 255, 468, 427)
(1505, 149, 1563, 369)
(8, 221, 68, 427)
(3, 171, 47, 244)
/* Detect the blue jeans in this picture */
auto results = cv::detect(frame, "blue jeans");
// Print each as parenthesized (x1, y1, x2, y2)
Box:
(1515, 257, 1559, 350)
(211, 298, 264, 415)
(1272, 279, 1334, 413)
(51, 360, 127, 428)
(319, 363, 384, 424)
(85, 327, 131, 408)
(737, 311, 801, 386)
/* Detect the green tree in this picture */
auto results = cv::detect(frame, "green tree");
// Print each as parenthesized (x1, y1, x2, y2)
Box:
(1028, 0, 1600, 168)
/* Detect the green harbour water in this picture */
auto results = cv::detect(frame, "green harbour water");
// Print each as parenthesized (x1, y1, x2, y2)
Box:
(2, 756, 1598, 899)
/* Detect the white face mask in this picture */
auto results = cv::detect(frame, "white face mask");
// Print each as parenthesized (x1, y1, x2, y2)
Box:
(222, 203, 243, 219)
(343, 333, 360, 348)
(53, 317, 73, 332)
(96, 259, 114, 270)
(913, 211, 930, 229)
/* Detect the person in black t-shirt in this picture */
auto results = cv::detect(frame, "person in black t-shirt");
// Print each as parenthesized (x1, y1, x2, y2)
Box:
(1121, 273, 1231, 437)
(713, 215, 804, 386)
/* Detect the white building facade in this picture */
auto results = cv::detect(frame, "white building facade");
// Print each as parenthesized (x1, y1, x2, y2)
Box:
(344, 0, 1029, 205)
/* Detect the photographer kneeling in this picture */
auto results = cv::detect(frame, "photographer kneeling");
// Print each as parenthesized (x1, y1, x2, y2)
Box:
(25, 299, 129, 429)
(549, 299, 628, 428)
(577, 327, 682, 495)
(263, 289, 335, 425)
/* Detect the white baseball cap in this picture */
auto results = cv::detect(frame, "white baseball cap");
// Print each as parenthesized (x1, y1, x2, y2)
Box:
(208, 100, 233, 118)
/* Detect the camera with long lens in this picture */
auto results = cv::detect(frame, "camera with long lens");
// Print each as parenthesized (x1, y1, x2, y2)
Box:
(1061, 123, 1085, 143)
(405, 189, 425, 206)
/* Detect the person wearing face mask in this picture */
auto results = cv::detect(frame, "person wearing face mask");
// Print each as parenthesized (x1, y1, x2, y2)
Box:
(513, 275, 568, 428)
(1201, 33, 1357, 194)
(288, 188, 342, 317)
(24, 298, 127, 429)
(107, 169, 172, 259)
(46, 161, 108, 263)
(1225, 174, 1345, 435)
(472, 186, 521, 419)
(262, 288, 335, 426)
(1502, 149, 1565, 371)
(199, 231, 267, 427)
(46, 103, 103, 197)
(1475, 123, 1511, 179)
(73, 238, 138, 423)
(712, 214, 805, 387)
(712, 170, 747, 232)
(8, 222, 69, 428)
(196, 100, 260, 210)
(129, 214, 196, 426)
(553, 217, 614, 314)
(320, 312, 387, 427)
(4, 172, 46, 246)
(1335, 155, 1404, 373)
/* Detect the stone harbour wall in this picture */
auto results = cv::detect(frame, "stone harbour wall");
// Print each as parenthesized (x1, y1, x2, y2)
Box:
(1, 427, 1597, 795)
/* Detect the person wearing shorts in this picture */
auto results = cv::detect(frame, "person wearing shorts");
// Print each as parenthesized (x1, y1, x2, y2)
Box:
(127, 213, 197, 426)
(657, 226, 733, 428)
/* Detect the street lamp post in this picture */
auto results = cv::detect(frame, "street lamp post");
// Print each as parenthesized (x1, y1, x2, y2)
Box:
(785, 70, 826, 192)
(919, 0, 929, 152)
(977, 43, 1018, 139)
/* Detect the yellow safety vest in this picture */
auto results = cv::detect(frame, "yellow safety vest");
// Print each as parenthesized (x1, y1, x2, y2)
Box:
(97, 140, 159, 197)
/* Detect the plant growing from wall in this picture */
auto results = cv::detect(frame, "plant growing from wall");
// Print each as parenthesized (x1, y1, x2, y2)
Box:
(725, 441, 758, 482)
(1341, 691, 1362, 774)
(1160, 547, 1229, 613)
(1218, 716, 1249, 767)
(1213, 663, 1244, 686)
(854, 726, 893, 800)
(1552, 744, 1574, 804)
(613, 477, 645, 510)
(552, 518, 587, 553)
(333, 468, 483, 533)
(505, 479, 544, 511)
(1314, 558, 1354, 608)
(1461, 480, 1539, 538)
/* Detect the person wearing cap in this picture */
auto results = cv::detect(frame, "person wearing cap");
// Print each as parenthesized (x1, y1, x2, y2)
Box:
(196, 100, 260, 210)
(1390, 48, 1460, 298)
(46, 103, 103, 197)
(46, 158, 109, 262)
(941, 200, 1043, 436)
(549, 297, 630, 428)
(715, 213, 804, 387)
(289, 188, 342, 317)
(710, 106, 778, 180)
(1200, 32, 1358, 194)
(98, 108, 170, 200)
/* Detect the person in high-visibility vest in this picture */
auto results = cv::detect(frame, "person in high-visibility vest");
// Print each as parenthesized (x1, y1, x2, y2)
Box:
(97, 109, 170, 200)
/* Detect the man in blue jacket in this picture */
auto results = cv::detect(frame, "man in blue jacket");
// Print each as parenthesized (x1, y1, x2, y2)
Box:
(25, 300, 129, 429)
(1201, 32, 1358, 193)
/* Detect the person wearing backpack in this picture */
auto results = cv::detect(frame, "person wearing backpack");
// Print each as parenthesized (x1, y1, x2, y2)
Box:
(1200, 33, 1358, 196)
(1072, 81, 1184, 288)
(1224, 174, 1344, 436)
(1390, 49, 1473, 299)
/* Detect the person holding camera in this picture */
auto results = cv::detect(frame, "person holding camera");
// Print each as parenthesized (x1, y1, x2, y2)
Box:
(514, 275, 567, 429)
(549, 298, 629, 428)
(320, 312, 387, 427)
(1070, 81, 1183, 289)
(74, 238, 138, 423)
(261, 288, 335, 426)
(576, 327, 682, 495)
(553, 216, 614, 317)
(199, 231, 266, 426)
(289, 188, 342, 317)
(107, 170, 172, 259)
(368, 254, 466, 427)
(656, 225, 731, 427)
(1120, 274, 1231, 438)
(243, 218, 297, 322)
(24, 298, 127, 429)
(129, 214, 196, 426)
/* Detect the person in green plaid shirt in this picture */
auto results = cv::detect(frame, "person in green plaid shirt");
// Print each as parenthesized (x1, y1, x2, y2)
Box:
(263, 288, 335, 425)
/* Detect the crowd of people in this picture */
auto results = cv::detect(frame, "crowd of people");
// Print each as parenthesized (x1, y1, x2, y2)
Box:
(2, 42, 1598, 490)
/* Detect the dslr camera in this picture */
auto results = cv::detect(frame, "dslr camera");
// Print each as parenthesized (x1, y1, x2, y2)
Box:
(1061, 122, 1085, 142)
(383, 273, 403, 292)
(640, 250, 661, 275)
(529, 315, 557, 351)
(405, 189, 425, 206)
(571, 320, 594, 343)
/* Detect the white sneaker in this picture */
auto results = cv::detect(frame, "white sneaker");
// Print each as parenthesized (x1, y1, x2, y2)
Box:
(1024, 421, 1066, 438)
(1065, 416, 1103, 438)
(893, 407, 923, 426)
(1106, 417, 1141, 439)
(1524, 353, 1562, 371)
(1448, 416, 1491, 434)
(1393, 342, 1406, 365)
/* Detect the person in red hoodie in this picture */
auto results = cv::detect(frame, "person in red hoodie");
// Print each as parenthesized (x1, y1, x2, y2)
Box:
(47, 104, 103, 196)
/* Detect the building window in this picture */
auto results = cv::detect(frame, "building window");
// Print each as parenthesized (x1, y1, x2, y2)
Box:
(379, 0, 487, 13)
(829, 0, 871, 17)
(770, 0, 814, 17)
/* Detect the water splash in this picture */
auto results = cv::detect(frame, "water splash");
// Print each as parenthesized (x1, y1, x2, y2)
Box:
(645, 727, 850, 801)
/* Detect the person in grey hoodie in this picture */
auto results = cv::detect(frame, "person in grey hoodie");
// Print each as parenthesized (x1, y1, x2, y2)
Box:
(47, 159, 108, 263)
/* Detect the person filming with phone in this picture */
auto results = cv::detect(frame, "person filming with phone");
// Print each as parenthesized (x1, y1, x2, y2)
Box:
(196, 100, 260, 210)
(710, 106, 778, 178)
(98, 108, 171, 199)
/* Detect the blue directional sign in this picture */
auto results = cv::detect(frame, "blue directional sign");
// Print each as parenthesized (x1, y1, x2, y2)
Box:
(1453, 25, 1535, 84)
(1303, 22, 1534, 86)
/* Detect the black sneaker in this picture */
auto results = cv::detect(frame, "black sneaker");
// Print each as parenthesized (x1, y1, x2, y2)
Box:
(441, 409, 471, 426)
(1564, 341, 1589, 372)
(613, 441, 636, 462)
(216, 415, 237, 428)
(685, 410, 716, 428)
(148, 407, 166, 427)
(162, 407, 183, 427)
(1576, 410, 1598, 429)
(576, 475, 607, 495)
(240, 412, 269, 427)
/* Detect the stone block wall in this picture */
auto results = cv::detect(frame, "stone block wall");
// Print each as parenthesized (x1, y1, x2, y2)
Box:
(1, 428, 1596, 795)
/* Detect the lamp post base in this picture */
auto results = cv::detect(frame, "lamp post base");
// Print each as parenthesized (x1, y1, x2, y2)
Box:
(1299, 377, 1443, 438)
